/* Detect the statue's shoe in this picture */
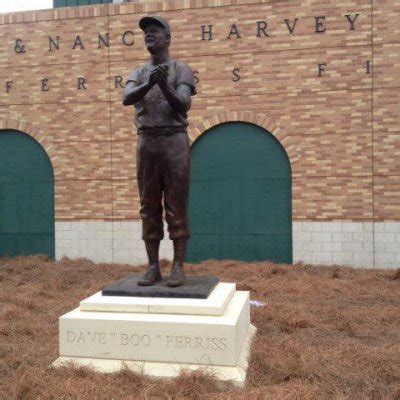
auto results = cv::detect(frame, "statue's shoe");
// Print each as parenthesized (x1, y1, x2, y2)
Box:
(138, 267, 162, 286)
(166, 264, 185, 287)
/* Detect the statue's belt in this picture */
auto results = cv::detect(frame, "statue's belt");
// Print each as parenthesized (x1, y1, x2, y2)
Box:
(138, 126, 187, 136)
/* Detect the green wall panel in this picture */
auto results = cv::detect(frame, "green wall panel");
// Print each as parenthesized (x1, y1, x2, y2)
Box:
(187, 122, 292, 264)
(53, 0, 112, 8)
(0, 130, 55, 259)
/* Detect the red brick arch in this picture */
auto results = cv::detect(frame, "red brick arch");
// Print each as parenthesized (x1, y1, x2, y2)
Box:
(189, 111, 299, 167)
(0, 119, 57, 171)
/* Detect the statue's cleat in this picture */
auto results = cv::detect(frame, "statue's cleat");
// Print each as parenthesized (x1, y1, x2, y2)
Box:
(166, 264, 185, 287)
(138, 267, 162, 286)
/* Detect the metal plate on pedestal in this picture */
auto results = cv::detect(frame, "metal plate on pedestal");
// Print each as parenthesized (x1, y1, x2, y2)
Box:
(102, 275, 219, 299)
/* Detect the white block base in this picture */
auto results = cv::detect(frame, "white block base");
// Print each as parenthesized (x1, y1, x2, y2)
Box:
(53, 324, 256, 387)
(53, 284, 257, 386)
(57, 220, 400, 269)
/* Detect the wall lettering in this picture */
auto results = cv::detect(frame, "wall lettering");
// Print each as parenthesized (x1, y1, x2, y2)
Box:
(72, 35, 85, 50)
(315, 16, 326, 33)
(7, 13, 363, 55)
(201, 25, 213, 41)
(227, 23, 241, 39)
(232, 68, 241, 82)
(256, 21, 269, 37)
(14, 39, 25, 54)
(1, 59, 372, 95)
(318, 63, 327, 77)
(41, 78, 50, 92)
(77, 77, 87, 90)
(284, 18, 299, 35)
(122, 30, 134, 46)
(345, 13, 360, 31)
(98, 33, 110, 49)
(366, 60, 371, 74)
(6, 81, 13, 93)
(115, 76, 125, 88)
(49, 36, 60, 52)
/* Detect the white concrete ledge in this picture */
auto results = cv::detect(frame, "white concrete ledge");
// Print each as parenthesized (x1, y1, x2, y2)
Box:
(80, 283, 236, 316)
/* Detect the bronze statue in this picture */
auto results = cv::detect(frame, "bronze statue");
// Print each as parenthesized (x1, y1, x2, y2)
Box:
(123, 16, 196, 287)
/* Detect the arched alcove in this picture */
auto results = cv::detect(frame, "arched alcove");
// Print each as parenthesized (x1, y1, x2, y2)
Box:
(187, 122, 292, 263)
(0, 130, 55, 258)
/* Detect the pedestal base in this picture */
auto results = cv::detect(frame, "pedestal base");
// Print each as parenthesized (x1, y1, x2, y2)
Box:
(53, 324, 256, 387)
(102, 275, 220, 299)
(53, 281, 257, 387)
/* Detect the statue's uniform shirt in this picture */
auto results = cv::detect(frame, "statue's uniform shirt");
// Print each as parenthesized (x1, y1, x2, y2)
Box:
(127, 59, 196, 131)
(126, 59, 196, 242)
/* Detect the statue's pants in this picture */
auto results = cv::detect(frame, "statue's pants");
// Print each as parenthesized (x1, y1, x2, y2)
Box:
(136, 131, 191, 241)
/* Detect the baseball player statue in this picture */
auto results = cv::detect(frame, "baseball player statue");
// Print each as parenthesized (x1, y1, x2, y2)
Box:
(123, 16, 196, 287)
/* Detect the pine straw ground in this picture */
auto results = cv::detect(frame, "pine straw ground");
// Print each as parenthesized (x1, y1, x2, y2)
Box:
(0, 256, 400, 400)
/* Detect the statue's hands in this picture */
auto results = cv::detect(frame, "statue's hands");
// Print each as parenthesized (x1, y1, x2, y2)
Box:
(157, 65, 169, 88)
(148, 65, 169, 88)
(148, 68, 160, 86)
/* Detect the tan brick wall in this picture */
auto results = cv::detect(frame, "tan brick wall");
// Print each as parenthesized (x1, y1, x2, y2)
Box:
(0, 0, 398, 221)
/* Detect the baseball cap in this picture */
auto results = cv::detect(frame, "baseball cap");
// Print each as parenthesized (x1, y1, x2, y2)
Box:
(139, 16, 171, 35)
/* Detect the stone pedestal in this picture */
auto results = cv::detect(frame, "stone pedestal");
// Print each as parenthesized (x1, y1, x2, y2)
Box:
(53, 281, 257, 387)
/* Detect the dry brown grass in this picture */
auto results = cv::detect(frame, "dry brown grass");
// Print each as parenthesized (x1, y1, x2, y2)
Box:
(0, 255, 400, 400)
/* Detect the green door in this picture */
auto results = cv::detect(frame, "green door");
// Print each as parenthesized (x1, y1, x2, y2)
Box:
(0, 130, 55, 258)
(187, 122, 292, 263)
